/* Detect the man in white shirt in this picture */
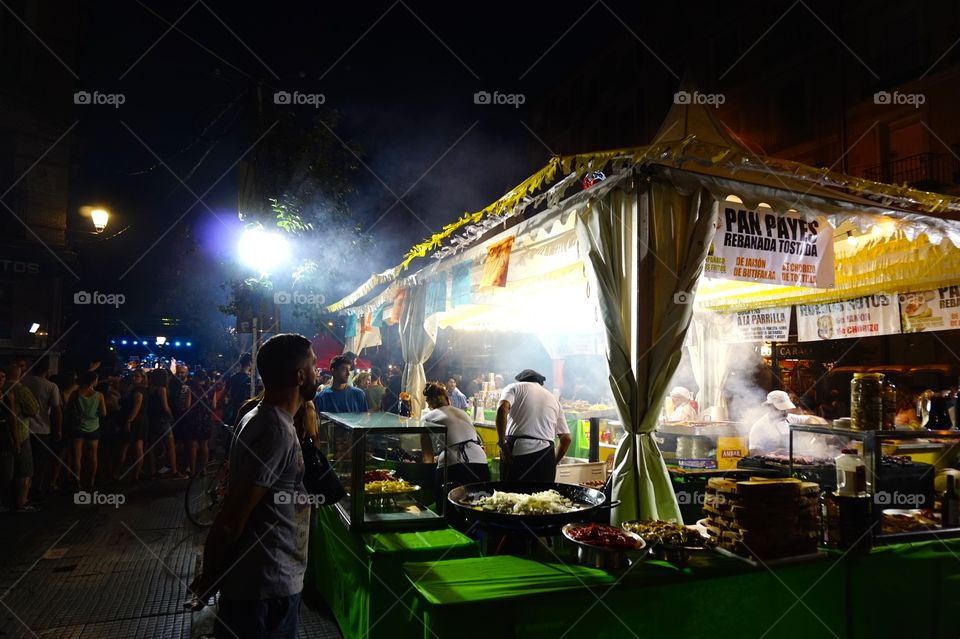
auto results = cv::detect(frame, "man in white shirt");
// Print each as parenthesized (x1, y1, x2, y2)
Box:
(668, 386, 698, 422)
(496, 369, 571, 483)
(20, 357, 61, 501)
(749, 390, 795, 453)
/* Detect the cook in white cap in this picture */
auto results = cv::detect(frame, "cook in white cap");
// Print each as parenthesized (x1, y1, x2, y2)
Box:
(748, 390, 796, 453)
(668, 386, 698, 422)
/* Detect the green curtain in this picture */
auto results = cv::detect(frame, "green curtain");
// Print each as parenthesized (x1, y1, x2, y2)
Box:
(575, 176, 716, 523)
(399, 284, 436, 417)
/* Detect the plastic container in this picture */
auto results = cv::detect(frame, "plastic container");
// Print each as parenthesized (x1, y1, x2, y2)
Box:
(836, 448, 867, 497)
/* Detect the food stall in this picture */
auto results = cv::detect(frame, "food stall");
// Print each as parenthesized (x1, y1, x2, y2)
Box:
(305, 94, 960, 639)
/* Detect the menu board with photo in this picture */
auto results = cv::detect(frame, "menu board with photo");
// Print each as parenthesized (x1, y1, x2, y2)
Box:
(796, 294, 901, 342)
(900, 286, 960, 333)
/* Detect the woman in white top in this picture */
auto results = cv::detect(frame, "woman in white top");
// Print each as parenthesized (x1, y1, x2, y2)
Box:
(421, 382, 489, 510)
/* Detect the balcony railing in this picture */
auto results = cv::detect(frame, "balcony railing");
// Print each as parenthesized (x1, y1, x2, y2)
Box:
(862, 152, 960, 189)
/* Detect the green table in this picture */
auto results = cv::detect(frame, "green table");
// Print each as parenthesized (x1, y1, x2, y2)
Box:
(403, 538, 960, 639)
(308, 507, 480, 639)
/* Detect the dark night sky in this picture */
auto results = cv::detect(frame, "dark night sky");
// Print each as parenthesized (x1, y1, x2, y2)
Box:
(69, 1, 650, 294)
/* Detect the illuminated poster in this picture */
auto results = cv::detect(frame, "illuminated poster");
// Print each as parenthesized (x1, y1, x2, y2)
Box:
(708, 205, 834, 288)
(796, 294, 901, 342)
(900, 286, 960, 333)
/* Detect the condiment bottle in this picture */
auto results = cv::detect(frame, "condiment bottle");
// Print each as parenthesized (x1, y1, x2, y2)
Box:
(835, 448, 867, 497)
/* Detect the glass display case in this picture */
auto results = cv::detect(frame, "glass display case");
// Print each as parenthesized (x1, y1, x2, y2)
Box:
(788, 424, 960, 543)
(319, 412, 448, 532)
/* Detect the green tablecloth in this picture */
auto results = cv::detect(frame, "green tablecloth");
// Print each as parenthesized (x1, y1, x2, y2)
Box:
(308, 507, 479, 639)
(403, 538, 960, 639)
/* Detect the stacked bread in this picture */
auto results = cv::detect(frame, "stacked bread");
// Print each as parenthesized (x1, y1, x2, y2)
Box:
(703, 477, 819, 560)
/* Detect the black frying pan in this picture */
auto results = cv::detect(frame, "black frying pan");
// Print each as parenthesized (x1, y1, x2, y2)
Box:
(447, 481, 614, 529)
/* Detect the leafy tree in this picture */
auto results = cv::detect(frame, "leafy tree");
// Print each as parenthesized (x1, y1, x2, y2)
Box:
(229, 108, 373, 332)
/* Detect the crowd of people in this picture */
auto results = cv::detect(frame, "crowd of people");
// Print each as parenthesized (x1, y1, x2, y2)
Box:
(0, 354, 262, 512)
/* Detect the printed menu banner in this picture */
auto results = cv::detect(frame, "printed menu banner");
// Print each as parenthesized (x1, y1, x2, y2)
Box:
(708, 205, 835, 288)
(796, 294, 901, 342)
(900, 286, 960, 333)
(728, 307, 792, 342)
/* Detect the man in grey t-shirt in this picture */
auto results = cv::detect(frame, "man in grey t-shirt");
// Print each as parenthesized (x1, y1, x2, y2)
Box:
(190, 334, 318, 639)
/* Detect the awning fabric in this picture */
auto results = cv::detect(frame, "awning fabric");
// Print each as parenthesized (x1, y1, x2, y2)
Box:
(696, 218, 960, 312)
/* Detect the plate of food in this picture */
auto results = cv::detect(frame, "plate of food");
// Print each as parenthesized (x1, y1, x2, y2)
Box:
(562, 522, 646, 570)
(880, 508, 941, 534)
(363, 468, 396, 483)
(622, 519, 708, 565)
(364, 477, 420, 496)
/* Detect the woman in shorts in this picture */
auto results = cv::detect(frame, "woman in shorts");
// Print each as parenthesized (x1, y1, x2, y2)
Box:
(71, 371, 106, 491)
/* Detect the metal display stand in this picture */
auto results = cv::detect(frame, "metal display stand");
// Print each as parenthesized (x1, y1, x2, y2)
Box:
(788, 424, 960, 543)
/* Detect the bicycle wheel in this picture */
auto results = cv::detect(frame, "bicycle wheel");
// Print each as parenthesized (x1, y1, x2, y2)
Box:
(185, 459, 228, 527)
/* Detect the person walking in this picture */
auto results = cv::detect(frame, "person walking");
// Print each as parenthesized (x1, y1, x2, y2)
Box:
(113, 370, 149, 482)
(147, 369, 186, 479)
(20, 356, 62, 501)
(365, 368, 386, 412)
(50, 372, 78, 492)
(70, 371, 106, 492)
(0, 368, 20, 512)
(185, 371, 213, 476)
(189, 334, 317, 639)
(3, 360, 41, 511)
(225, 353, 253, 427)
(496, 369, 571, 483)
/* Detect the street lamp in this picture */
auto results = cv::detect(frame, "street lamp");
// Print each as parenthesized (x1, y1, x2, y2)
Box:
(90, 208, 110, 233)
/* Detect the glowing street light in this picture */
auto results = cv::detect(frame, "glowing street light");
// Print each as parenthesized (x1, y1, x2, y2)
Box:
(237, 227, 289, 275)
(90, 208, 110, 233)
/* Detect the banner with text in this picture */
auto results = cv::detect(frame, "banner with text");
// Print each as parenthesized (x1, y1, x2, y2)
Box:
(706, 205, 835, 288)
(797, 294, 901, 342)
(900, 285, 960, 333)
(728, 307, 792, 342)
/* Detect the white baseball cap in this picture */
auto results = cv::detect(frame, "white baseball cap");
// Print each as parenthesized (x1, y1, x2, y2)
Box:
(670, 386, 693, 401)
(765, 390, 796, 411)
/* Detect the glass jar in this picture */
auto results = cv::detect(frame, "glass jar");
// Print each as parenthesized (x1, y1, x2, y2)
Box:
(850, 372, 884, 431)
(881, 380, 897, 431)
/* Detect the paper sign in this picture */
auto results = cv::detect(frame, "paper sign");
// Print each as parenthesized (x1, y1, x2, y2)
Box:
(710, 205, 834, 288)
(797, 294, 901, 342)
(900, 285, 960, 333)
(729, 307, 792, 342)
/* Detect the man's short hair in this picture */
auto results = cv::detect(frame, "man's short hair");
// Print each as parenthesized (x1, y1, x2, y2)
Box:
(238, 352, 253, 367)
(329, 355, 352, 371)
(30, 356, 50, 375)
(371, 366, 382, 381)
(256, 334, 312, 389)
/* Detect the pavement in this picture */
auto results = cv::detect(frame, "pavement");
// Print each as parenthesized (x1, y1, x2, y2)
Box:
(0, 478, 341, 639)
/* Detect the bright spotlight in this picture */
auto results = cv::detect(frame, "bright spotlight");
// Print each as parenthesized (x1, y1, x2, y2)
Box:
(156, 336, 167, 345)
(238, 228, 289, 275)
(28, 323, 40, 334)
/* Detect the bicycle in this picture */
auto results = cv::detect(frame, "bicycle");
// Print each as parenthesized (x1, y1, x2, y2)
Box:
(185, 421, 233, 527)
